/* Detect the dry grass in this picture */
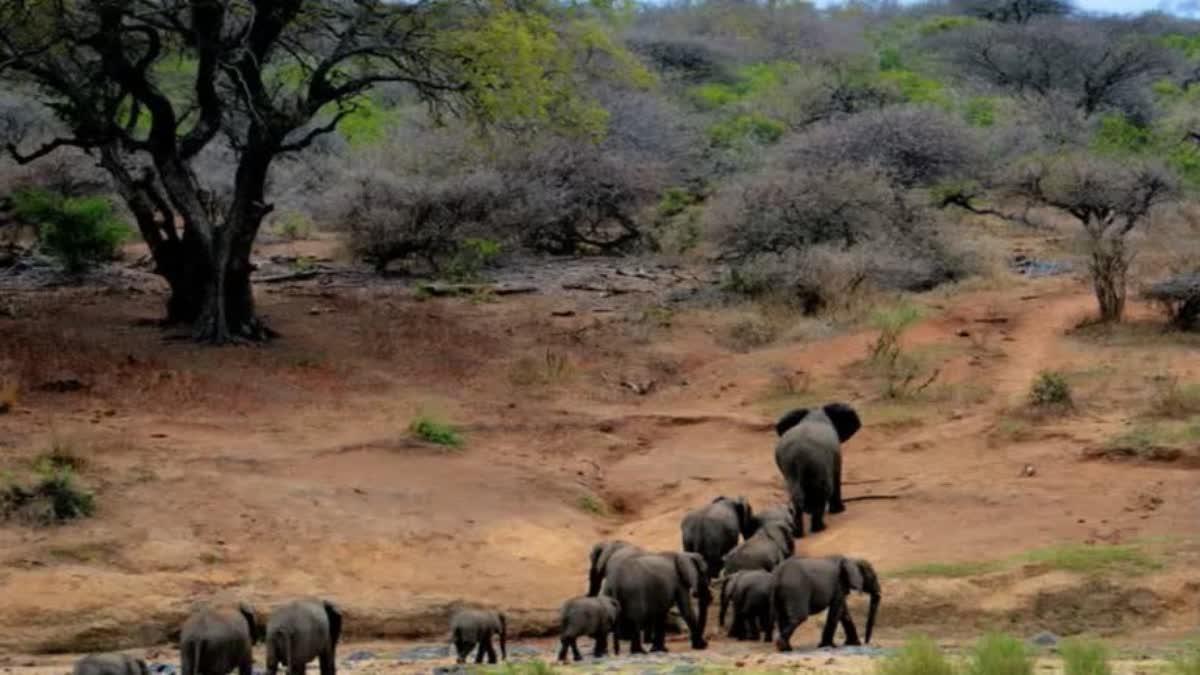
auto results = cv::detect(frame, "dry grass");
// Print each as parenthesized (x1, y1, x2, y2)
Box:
(1146, 376, 1200, 419)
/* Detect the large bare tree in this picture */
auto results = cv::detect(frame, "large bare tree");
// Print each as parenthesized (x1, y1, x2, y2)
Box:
(0, 0, 586, 342)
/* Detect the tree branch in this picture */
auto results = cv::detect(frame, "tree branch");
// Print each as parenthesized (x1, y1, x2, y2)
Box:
(6, 137, 86, 164)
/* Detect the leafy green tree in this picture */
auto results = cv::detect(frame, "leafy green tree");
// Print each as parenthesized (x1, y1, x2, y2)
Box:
(0, 0, 622, 342)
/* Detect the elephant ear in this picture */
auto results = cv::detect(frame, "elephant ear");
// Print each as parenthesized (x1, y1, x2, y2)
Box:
(775, 408, 811, 437)
(324, 600, 343, 646)
(763, 521, 793, 554)
(839, 557, 866, 592)
(823, 402, 861, 443)
(735, 497, 755, 538)
(237, 602, 260, 644)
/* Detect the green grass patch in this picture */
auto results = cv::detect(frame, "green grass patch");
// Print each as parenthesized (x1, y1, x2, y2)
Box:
(1029, 370, 1072, 407)
(1, 465, 95, 526)
(1060, 637, 1112, 675)
(891, 560, 1002, 579)
(1024, 543, 1161, 575)
(575, 493, 609, 516)
(409, 415, 463, 448)
(1106, 420, 1200, 451)
(1168, 641, 1200, 675)
(876, 636, 957, 675)
(965, 633, 1033, 675)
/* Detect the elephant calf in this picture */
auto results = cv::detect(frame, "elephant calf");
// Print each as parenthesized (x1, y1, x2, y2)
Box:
(719, 570, 773, 642)
(749, 504, 798, 538)
(180, 603, 260, 675)
(722, 520, 793, 575)
(681, 496, 755, 578)
(265, 598, 342, 675)
(770, 555, 881, 652)
(73, 654, 149, 675)
(557, 595, 620, 662)
(449, 608, 507, 664)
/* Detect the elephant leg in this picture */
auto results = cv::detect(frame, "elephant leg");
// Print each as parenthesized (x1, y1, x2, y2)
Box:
(454, 640, 471, 664)
(240, 655, 254, 675)
(474, 639, 486, 664)
(776, 616, 804, 653)
(288, 662, 305, 675)
(729, 607, 743, 639)
(840, 609, 862, 647)
(819, 592, 846, 648)
(485, 636, 498, 664)
(593, 632, 607, 658)
(761, 608, 775, 643)
(830, 451, 846, 514)
(650, 612, 668, 653)
(319, 651, 336, 675)
(809, 487, 830, 534)
(788, 482, 807, 538)
(570, 637, 583, 662)
(674, 590, 707, 650)
(627, 617, 646, 655)
(557, 638, 570, 663)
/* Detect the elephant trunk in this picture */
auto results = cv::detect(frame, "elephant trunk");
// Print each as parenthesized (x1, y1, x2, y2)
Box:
(864, 593, 880, 645)
(499, 613, 507, 660)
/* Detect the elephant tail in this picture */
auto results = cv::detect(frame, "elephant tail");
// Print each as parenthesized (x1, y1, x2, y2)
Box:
(498, 612, 507, 660)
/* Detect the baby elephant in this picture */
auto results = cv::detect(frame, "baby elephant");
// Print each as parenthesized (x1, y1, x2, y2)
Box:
(719, 570, 773, 642)
(73, 654, 149, 675)
(265, 598, 343, 675)
(180, 603, 260, 675)
(450, 608, 507, 664)
(557, 595, 620, 662)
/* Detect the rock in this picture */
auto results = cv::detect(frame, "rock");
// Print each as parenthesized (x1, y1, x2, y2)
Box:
(551, 309, 576, 317)
(392, 645, 450, 661)
(342, 651, 376, 662)
(957, 329, 971, 337)
(1030, 631, 1059, 646)
(1021, 463, 1037, 477)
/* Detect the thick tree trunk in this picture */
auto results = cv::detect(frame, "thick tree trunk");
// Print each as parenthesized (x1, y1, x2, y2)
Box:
(1089, 233, 1129, 323)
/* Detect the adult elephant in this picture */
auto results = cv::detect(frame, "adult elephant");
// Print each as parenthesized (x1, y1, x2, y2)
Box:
(681, 496, 755, 577)
(722, 520, 793, 575)
(770, 555, 880, 652)
(180, 603, 260, 675)
(265, 598, 342, 675)
(587, 540, 644, 597)
(604, 551, 709, 654)
(774, 403, 861, 537)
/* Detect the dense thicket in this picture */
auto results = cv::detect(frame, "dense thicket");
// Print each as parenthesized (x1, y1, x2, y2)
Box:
(4, 0, 1200, 334)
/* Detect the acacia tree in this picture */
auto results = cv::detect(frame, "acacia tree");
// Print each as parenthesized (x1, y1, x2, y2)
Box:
(1012, 154, 1177, 322)
(0, 0, 602, 342)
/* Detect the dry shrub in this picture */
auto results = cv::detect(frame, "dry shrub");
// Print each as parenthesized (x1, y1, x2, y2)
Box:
(721, 245, 872, 317)
(1147, 375, 1200, 419)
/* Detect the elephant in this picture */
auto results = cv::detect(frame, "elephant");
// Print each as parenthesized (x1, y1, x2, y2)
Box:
(557, 595, 620, 662)
(264, 598, 342, 675)
(603, 550, 709, 654)
(770, 555, 881, 652)
(719, 570, 773, 642)
(774, 402, 862, 537)
(73, 654, 149, 675)
(449, 608, 507, 664)
(722, 520, 793, 575)
(681, 496, 755, 577)
(749, 504, 798, 538)
(180, 603, 260, 675)
(587, 540, 644, 597)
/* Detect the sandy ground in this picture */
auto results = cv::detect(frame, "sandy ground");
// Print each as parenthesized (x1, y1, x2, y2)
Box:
(1, 235, 1199, 666)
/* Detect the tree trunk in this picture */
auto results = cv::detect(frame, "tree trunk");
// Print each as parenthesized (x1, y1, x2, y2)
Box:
(1089, 232, 1129, 323)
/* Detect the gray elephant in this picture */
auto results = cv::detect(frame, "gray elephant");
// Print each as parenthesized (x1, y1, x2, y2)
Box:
(265, 598, 342, 675)
(722, 520, 793, 575)
(73, 654, 149, 675)
(719, 570, 773, 642)
(681, 496, 755, 577)
(180, 603, 260, 675)
(449, 608, 507, 664)
(587, 540, 644, 597)
(749, 504, 798, 538)
(557, 595, 620, 662)
(770, 555, 881, 652)
(774, 403, 862, 537)
(604, 550, 709, 654)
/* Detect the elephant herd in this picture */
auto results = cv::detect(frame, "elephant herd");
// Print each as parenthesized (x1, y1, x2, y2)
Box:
(551, 402, 881, 663)
(68, 402, 876, 674)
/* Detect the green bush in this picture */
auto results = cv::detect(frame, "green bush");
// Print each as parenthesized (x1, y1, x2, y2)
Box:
(271, 210, 315, 241)
(409, 415, 463, 447)
(442, 237, 502, 282)
(11, 188, 130, 273)
(1029, 371, 1072, 407)
(875, 636, 957, 675)
(1, 466, 95, 526)
(1059, 637, 1112, 675)
(966, 633, 1033, 675)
